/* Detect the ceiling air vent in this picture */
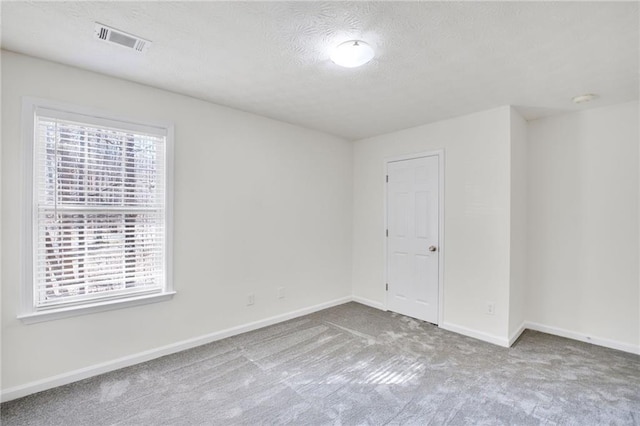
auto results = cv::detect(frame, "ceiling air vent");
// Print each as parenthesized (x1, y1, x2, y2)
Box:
(94, 23, 151, 53)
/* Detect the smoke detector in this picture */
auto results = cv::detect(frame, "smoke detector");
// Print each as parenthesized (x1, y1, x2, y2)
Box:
(94, 23, 151, 53)
(572, 94, 597, 104)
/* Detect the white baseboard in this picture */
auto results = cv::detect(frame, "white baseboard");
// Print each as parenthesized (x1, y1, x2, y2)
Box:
(508, 322, 527, 346)
(354, 296, 514, 349)
(351, 296, 640, 355)
(351, 295, 385, 311)
(352, 296, 513, 348)
(1, 296, 352, 402)
(524, 321, 640, 355)
(440, 321, 510, 348)
(6, 297, 638, 402)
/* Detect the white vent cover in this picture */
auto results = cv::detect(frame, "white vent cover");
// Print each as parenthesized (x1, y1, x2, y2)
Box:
(94, 23, 151, 53)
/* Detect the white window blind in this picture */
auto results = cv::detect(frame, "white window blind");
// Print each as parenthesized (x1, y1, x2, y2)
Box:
(31, 107, 169, 310)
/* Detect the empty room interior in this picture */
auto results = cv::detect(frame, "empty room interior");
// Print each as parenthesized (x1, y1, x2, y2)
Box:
(1, 1, 639, 424)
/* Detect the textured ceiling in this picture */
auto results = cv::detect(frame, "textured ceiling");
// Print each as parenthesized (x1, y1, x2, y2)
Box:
(2, 1, 638, 140)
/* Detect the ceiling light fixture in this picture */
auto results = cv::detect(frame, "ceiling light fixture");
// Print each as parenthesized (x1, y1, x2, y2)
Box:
(330, 40, 375, 68)
(572, 93, 597, 104)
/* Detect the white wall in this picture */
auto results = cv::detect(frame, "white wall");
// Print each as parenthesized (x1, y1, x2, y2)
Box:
(3, 49, 638, 399)
(508, 107, 528, 340)
(352, 106, 513, 344)
(1, 51, 353, 391)
(527, 101, 639, 350)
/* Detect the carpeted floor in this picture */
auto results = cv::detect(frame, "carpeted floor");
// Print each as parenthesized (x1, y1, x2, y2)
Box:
(2, 302, 639, 425)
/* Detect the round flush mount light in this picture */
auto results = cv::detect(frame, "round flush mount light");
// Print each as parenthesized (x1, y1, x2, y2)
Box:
(330, 40, 375, 68)
(572, 93, 597, 104)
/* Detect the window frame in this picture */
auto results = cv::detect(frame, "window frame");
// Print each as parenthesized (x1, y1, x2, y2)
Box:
(19, 97, 175, 324)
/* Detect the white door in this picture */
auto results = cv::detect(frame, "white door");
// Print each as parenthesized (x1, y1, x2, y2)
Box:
(386, 155, 440, 324)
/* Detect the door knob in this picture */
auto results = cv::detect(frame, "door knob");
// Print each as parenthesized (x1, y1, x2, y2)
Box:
(429, 246, 437, 252)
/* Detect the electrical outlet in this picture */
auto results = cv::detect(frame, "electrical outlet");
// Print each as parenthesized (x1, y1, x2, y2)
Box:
(247, 293, 255, 306)
(277, 287, 285, 299)
(486, 302, 495, 315)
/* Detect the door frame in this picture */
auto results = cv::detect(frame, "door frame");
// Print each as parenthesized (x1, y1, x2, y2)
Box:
(383, 150, 445, 325)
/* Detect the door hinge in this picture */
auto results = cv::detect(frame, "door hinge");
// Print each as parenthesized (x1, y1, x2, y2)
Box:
(386, 175, 389, 183)
(386, 229, 388, 237)
(386, 283, 388, 291)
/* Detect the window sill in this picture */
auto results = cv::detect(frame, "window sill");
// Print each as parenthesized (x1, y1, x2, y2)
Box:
(17, 291, 176, 324)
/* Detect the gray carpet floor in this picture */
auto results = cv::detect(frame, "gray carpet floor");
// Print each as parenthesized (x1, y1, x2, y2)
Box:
(2, 302, 639, 425)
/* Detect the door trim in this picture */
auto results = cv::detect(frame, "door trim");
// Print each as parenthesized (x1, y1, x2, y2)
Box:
(383, 150, 445, 325)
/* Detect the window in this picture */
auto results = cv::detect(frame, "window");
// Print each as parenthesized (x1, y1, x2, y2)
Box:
(20, 98, 174, 322)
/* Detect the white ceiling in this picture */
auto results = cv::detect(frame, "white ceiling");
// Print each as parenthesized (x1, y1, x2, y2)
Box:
(1, 1, 638, 140)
